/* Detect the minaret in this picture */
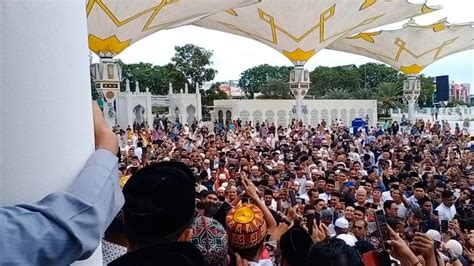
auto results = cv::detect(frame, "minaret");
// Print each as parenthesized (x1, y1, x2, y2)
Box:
(289, 66, 311, 120)
(135, 80, 140, 93)
(403, 75, 421, 124)
(185, 83, 189, 94)
(90, 57, 122, 128)
(125, 79, 131, 92)
(169, 82, 173, 94)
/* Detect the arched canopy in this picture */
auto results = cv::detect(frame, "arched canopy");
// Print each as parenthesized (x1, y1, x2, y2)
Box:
(328, 19, 474, 75)
(87, 0, 259, 58)
(194, 0, 438, 66)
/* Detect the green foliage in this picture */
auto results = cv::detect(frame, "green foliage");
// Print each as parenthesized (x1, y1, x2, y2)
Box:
(258, 79, 293, 99)
(238, 64, 292, 98)
(237, 63, 439, 105)
(120, 62, 163, 93)
(201, 82, 229, 107)
(446, 99, 467, 107)
(118, 61, 186, 95)
(351, 87, 374, 99)
(375, 82, 403, 116)
(324, 88, 353, 99)
(357, 63, 402, 89)
(160, 63, 187, 92)
(309, 65, 362, 97)
(418, 75, 435, 107)
(172, 44, 217, 93)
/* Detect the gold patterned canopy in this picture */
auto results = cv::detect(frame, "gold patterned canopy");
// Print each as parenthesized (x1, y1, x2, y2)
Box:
(194, 0, 438, 66)
(328, 19, 474, 75)
(86, 0, 259, 58)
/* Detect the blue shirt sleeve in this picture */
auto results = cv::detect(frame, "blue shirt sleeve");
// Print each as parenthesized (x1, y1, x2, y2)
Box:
(0, 149, 124, 265)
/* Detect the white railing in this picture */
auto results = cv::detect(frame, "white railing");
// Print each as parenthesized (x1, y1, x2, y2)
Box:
(389, 106, 474, 122)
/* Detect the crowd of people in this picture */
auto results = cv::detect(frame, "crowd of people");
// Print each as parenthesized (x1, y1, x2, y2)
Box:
(103, 116, 473, 266)
(1, 105, 473, 265)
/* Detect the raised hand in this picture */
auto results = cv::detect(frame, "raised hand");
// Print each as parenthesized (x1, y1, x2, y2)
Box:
(93, 101, 118, 155)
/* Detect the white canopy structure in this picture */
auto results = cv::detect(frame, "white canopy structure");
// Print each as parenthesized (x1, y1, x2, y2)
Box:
(328, 19, 474, 75)
(86, 0, 259, 58)
(328, 18, 474, 123)
(194, 0, 438, 66)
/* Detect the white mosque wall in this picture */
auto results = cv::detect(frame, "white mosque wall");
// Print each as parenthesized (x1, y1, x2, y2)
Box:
(213, 99, 378, 127)
(116, 89, 202, 128)
(116, 91, 153, 128)
(168, 92, 202, 125)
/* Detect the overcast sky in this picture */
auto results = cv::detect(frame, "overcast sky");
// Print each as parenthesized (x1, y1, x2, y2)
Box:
(113, 0, 474, 88)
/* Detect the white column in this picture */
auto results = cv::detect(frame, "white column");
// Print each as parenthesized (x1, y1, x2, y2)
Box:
(196, 88, 202, 122)
(289, 66, 310, 121)
(295, 95, 304, 119)
(0, 1, 101, 265)
(403, 75, 421, 124)
(407, 101, 416, 123)
(146, 89, 153, 128)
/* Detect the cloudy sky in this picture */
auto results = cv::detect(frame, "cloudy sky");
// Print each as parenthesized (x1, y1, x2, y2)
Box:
(113, 0, 474, 88)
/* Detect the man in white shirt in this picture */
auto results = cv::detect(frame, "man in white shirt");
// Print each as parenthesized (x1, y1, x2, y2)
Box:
(295, 168, 307, 195)
(435, 190, 457, 221)
(202, 159, 212, 177)
(122, 139, 133, 153)
(391, 189, 409, 219)
(299, 181, 314, 203)
(134, 142, 143, 159)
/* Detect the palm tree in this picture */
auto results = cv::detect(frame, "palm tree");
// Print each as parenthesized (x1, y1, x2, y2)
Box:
(375, 82, 403, 116)
(324, 88, 352, 99)
(352, 87, 375, 99)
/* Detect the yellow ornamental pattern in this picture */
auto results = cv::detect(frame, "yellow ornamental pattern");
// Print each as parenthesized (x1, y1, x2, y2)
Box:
(283, 48, 316, 64)
(346, 31, 381, 43)
(87, 0, 262, 57)
(86, 0, 178, 32)
(432, 22, 447, 32)
(88, 35, 132, 56)
(359, 0, 376, 11)
(257, 5, 335, 44)
(400, 64, 426, 75)
(217, 5, 385, 50)
(226, 9, 238, 16)
(350, 37, 460, 64)
(421, 4, 435, 14)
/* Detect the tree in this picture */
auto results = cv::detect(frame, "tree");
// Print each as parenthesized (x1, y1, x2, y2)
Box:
(119, 61, 186, 95)
(258, 79, 293, 99)
(357, 63, 402, 89)
(120, 62, 167, 94)
(238, 64, 292, 98)
(172, 44, 217, 93)
(446, 99, 467, 107)
(324, 88, 353, 99)
(201, 82, 229, 108)
(351, 87, 374, 99)
(309, 66, 362, 97)
(418, 75, 435, 107)
(375, 82, 403, 116)
(159, 63, 187, 93)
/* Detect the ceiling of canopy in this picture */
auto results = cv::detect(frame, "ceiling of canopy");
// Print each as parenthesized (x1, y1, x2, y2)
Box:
(86, 0, 260, 58)
(328, 18, 474, 75)
(193, 0, 439, 66)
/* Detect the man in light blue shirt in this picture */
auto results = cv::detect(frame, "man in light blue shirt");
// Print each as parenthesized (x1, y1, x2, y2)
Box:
(0, 103, 124, 265)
